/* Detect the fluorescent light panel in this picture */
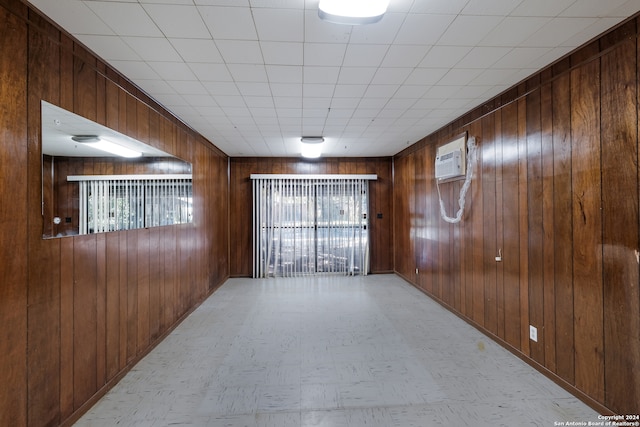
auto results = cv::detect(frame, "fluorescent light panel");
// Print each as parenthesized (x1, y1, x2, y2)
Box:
(73, 135, 142, 158)
(318, 0, 390, 25)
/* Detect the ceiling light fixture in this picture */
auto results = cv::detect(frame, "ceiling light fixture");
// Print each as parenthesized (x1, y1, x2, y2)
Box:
(318, 0, 390, 25)
(72, 135, 142, 158)
(301, 136, 324, 159)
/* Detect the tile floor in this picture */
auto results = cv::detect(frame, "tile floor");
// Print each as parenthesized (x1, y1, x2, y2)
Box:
(75, 274, 600, 427)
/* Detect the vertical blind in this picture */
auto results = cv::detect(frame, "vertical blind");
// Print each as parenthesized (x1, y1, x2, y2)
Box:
(69, 174, 192, 234)
(252, 174, 376, 278)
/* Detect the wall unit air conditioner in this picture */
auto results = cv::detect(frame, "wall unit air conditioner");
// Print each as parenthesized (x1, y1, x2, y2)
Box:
(435, 148, 464, 180)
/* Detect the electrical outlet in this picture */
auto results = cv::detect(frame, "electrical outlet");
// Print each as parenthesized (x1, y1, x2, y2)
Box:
(415, 268, 418, 275)
(529, 325, 538, 342)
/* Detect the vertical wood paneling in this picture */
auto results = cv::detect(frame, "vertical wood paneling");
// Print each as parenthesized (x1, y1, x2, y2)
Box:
(500, 101, 521, 349)
(482, 113, 498, 335)
(552, 72, 575, 384)
(571, 58, 605, 403)
(540, 82, 556, 372)
(0, 4, 229, 425)
(26, 18, 62, 427)
(601, 40, 640, 414)
(0, 7, 28, 427)
(73, 236, 98, 409)
(526, 88, 545, 364)
(517, 96, 530, 356)
(392, 16, 640, 415)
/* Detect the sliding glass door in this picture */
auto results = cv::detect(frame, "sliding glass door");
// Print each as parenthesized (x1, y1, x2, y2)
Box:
(252, 175, 373, 278)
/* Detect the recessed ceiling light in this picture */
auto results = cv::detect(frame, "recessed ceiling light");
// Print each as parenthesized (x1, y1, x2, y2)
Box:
(318, 0, 390, 25)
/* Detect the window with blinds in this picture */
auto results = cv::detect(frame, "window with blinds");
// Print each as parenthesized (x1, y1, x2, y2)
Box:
(251, 174, 376, 278)
(68, 174, 192, 234)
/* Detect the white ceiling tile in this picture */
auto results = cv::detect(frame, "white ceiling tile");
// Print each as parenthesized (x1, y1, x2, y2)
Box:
(226, 64, 268, 82)
(381, 45, 428, 67)
(357, 98, 388, 109)
(304, 67, 340, 84)
(303, 108, 328, 118)
(236, 82, 272, 96)
(75, 35, 140, 61)
(612, 0, 640, 17)
(492, 47, 548, 68)
(266, 65, 303, 83)
(123, 37, 182, 62)
(520, 17, 599, 47)
(349, 13, 405, 44)
(153, 93, 188, 107)
(214, 96, 246, 107)
(333, 85, 367, 98)
(216, 40, 263, 64)
(270, 83, 303, 97)
(190, 63, 234, 81)
(86, 2, 162, 37)
(199, 6, 257, 40)
(29, 0, 638, 157)
(304, 10, 352, 43)
(410, 0, 468, 14)
(511, 0, 575, 17)
(480, 17, 552, 47)
(462, 0, 524, 16)
(107, 60, 160, 80)
(328, 96, 359, 109)
(460, 47, 512, 69)
(424, 85, 464, 99)
(136, 79, 175, 95)
(371, 68, 413, 85)
(303, 83, 334, 98)
(244, 96, 275, 108)
(438, 15, 505, 46)
(562, 18, 628, 48)
(560, 0, 632, 17)
(419, 46, 472, 68)
(143, 4, 210, 39)
(261, 42, 303, 65)
(470, 69, 518, 86)
(303, 98, 331, 108)
(30, 0, 115, 36)
(273, 97, 302, 108)
(168, 80, 208, 94)
(337, 67, 377, 85)
(253, 8, 304, 42)
(140, 0, 192, 4)
(392, 85, 429, 99)
(148, 61, 198, 80)
(303, 43, 347, 66)
(182, 94, 218, 107)
(342, 44, 389, 67)
(327, 108, 355, 118)
(363, 85, 399, 98)
(385, 98, 417, 110)
(395, 14, 456, 45)
(170, 39, 223, 63)
(250, 0, 304, 8)
(405, 68, 449, 86)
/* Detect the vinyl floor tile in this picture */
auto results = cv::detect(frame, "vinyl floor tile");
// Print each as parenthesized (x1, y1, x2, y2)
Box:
(74, 275, 600, 427)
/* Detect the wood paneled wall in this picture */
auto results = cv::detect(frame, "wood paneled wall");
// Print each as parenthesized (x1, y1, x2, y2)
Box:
(229, 157, 393, 277)
(0, 1, 229, 426)
(393, 16, 640, 415)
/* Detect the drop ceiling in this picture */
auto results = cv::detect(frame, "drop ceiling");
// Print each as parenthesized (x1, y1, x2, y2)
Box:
(26, 0, 640, 157)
